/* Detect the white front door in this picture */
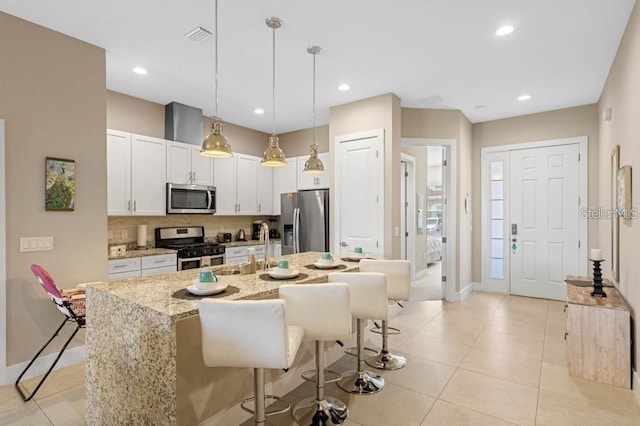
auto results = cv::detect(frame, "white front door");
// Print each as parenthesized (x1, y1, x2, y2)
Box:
(335, 130, 384, 257)
(509, 144, 580, 300)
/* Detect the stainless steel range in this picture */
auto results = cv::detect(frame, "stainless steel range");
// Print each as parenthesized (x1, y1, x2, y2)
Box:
(155, 226, 225, 270)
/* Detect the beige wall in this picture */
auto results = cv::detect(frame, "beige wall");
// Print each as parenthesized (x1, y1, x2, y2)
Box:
(279, 125, 330, 157)
(597, 1, 640, 378)
(107, 91, 269, 158)
(471, 104, 599, 282)
(329, 93, 402, 259)
(0, 12, 107, 364)
(401, 108, 473, 293)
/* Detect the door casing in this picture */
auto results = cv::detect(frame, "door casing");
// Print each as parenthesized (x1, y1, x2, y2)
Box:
(479, 136, 589, 296)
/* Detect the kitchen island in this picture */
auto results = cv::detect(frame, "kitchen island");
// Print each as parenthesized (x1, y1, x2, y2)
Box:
(85, 251, 358, 425)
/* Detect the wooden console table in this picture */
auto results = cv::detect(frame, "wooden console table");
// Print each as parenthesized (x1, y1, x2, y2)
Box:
(565, 276, 630, 388)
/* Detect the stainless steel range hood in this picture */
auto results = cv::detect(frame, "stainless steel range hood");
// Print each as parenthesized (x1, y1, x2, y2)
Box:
(164, 102, 203, 145)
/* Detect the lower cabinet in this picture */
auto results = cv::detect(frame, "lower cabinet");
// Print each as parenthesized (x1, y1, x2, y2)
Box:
(566, 283, 631, 388)
(224, 244, 266, 265)
(270, 242, 282, 258)
(108, 254, 177, 281)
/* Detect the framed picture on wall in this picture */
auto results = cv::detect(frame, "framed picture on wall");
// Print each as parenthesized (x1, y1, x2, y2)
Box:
(616, 165, 632, 218)
(610, 146, 619, 282)
(45, 157, 75, 211)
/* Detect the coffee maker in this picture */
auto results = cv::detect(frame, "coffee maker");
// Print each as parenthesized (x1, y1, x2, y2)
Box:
(252, 220, 263, 240)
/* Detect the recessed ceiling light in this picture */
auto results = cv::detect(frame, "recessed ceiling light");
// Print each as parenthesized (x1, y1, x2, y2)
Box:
(496, 25, 514, 36)
(338, 84, 350, 91)
(132, 67, 148, 75)
(475, 105, 487, 110)
(518, 94, 531, 101)
(254, 108, 264, 115)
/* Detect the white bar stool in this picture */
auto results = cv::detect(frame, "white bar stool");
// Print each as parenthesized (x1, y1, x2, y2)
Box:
(359, 259, 411, 370)
(279, 283, 352, 425)
(199, 299, 304, 426)
(328, 272, 387, 395)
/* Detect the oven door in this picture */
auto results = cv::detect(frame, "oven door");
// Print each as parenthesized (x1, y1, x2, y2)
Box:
(167, 183, 216, 214)
(178, 257, 203, 271)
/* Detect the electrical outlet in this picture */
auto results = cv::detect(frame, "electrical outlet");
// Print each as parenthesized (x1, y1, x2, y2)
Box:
(121, 230, 128, 239)
(423, 252, 427, 259)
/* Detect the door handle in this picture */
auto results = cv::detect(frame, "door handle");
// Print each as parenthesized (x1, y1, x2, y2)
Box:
(341, 242, 348, 247)
(133, 200, 136, 212)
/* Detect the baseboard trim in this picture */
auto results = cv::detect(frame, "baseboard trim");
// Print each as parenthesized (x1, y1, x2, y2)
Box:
(633, 369, 640, 404)
(460, 283, 475, 301)
(0, 345, 86, 386)
(413, 269, 429, 280)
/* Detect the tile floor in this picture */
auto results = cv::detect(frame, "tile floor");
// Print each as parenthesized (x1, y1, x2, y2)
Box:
(2, 292, 640, 425)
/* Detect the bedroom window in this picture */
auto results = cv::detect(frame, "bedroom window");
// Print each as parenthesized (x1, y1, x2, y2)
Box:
(490, 161, 505, 279)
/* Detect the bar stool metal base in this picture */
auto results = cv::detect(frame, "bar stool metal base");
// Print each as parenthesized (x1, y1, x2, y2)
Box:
(365, 350, 406, 370)
(293, 395, 349, 425)
(302, 368, 343, 384)
(240, 395, 291, 417)
(337, 369, 384, 394)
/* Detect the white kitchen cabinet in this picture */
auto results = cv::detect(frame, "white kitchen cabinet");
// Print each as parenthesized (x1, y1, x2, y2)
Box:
(257, 161, 273, 215)
(107, 130, 166, 216)
(166, 141, 213, 186)
(270, 242, 282, 258)
(108, 253, 177, 281)
(297, 153, 330, 190)
(272, 160, 297, 215)
(108, 257, 141, 281)
(236, 154, 258, 215)
(213, 154, 261, 215)
(224, 246, 248, 265)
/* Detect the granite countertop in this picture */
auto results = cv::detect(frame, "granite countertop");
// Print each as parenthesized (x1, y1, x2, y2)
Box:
(218, 239, 281, 248)
(108, 248, 177, 261)
(87, 251, 357, 321)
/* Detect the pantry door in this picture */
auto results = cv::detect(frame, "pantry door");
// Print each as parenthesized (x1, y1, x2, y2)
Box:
(509, 143, 580, 300)
(334, 129, 384, 258)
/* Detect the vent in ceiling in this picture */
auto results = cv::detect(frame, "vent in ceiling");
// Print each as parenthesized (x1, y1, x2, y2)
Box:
(184, 25, 213, 42)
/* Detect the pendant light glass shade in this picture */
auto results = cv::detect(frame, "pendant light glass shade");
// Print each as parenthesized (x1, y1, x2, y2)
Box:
(261, 17, 287, 167)
(201, 0, 233, 158)
(303, 45, 324, 174)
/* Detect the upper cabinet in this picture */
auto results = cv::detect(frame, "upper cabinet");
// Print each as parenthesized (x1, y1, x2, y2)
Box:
(107, 130, 167, 216)
(236, 154, 259, 215)
(166, 141, 213, 186)
(214, 154, 271, 216)
(296, 153, 330, 190)
(257, 163, 274, 215)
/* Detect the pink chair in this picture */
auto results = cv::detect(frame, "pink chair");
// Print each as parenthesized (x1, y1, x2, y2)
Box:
(14, 265, 86, 401)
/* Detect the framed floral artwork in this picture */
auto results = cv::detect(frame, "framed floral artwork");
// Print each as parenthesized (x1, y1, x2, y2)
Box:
(45, 157, 75, 211)
(617, 165, 632, 218)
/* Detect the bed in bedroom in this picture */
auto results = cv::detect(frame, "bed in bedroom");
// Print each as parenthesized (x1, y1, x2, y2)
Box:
(427, 235, 443, 264)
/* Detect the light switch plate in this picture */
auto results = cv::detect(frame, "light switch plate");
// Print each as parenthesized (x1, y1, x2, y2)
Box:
(20, 237, 54, 252)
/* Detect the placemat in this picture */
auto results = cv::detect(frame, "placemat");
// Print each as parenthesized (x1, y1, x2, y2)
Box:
(258, 272, 310, 282)
(172, 285, 240, 300)
(304, 264, 348, 271)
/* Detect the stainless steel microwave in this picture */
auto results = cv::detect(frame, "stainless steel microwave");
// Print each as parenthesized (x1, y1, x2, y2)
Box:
(166, 183, 216, 214)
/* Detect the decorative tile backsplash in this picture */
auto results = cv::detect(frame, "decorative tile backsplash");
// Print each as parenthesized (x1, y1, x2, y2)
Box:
(108, 215, 278, 249)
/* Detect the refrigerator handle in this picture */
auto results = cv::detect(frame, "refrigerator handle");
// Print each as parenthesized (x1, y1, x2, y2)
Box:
(294, 208, 300, 253)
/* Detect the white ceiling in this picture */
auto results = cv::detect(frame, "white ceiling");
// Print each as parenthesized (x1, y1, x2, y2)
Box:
(0, 0, 635, 134)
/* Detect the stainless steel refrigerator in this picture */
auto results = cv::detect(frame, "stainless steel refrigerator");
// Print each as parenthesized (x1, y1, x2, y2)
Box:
(280, 189, 329, 254)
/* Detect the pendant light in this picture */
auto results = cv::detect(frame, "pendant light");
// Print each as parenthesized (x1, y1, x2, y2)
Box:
(303, 46, 324, 174)
(261, 17, 287, 167)
(201, 0, 233, 157)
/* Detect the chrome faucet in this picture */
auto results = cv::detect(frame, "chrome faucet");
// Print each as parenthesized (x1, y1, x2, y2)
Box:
(259, 222, 270, 270)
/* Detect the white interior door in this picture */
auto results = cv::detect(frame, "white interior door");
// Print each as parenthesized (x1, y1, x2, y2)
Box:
(401, 161, 407, 260)
(336, 131, 384, 257)
(509, 144, 580, 300)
